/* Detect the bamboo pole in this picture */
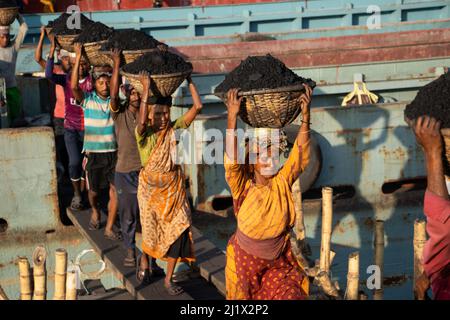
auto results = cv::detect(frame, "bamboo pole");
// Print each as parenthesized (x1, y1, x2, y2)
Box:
(0, 285, 8, 300)
(65, 270, 77, 300)
(17, 256, 32, 300)
(329, 250, 336, 267)
(346, 252, 360, 300)
(292, 179, 306, 241)
(53, 249, 67, 300)
(413, 219, 427, 300)
(320, 187, 333, 273)
(374, 220, 384, 300)
(32, 246, 47, 300)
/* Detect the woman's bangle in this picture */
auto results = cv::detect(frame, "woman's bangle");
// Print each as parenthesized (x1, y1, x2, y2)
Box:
(301, 120, 311, 125)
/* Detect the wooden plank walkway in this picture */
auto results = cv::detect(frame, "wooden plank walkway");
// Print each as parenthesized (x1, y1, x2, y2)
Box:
(67, 208, 225, 300)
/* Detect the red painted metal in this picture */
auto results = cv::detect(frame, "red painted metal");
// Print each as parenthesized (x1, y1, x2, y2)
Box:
(21, 0, 282, 13)
(171, 28, 450, 73)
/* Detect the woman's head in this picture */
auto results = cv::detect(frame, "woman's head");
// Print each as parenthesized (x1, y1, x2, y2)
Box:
(149, 104, 170, 131)
(147, 96, 172, 130)
(245, 129, 287, 179)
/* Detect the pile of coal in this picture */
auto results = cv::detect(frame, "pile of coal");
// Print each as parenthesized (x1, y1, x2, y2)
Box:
(404, 72, 450, 128)
(101, 29, 165, 51)
(122, 50, 192, 75)
(47, 12, 94, 35)
(214, 54, 316, 94)
(0, 0, 17, 8)
(73, 21, 113, 43)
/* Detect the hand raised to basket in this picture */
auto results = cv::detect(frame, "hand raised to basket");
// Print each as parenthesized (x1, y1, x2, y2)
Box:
(110, 48, 122, 65)
(413, 116, 443, 154)
(299, 84, 313, 118)
(226, 88, 243, 117)
(74, 42, 83, 57)
(139, 70, 151, 89)
(40, 26, 46, 37)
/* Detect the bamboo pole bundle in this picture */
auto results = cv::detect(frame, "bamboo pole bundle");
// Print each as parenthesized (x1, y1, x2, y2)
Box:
(65, 270, 77, 300)
(32, 246, 47, 300)
(320, 187, 333, 273)
(413, 219, 427, 300)
(17, 256, 32, 300)
(0, 285, 8, 300)
(374, 220, 384, 300)
(53, 249, 67, 300)
(346, 252, 360, 300)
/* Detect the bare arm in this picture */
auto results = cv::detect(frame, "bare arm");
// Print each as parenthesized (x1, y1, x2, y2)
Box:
(278, 84, 313, 185)
(70, 43, 85, 104)
(14, 14, 28, 51)
(296, 85, 312, 147)
(413, 116, 448, 199)
(136, 71, 151, 136)
(44, 33, 66, 85)
(109, 48, 122, 113)
(182, 76, 203, 126)
(225, 88, 243, 161)
(34, 26, 46, 69)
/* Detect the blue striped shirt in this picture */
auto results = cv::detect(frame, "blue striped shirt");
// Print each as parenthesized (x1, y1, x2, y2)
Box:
(82, 92, 117, 153)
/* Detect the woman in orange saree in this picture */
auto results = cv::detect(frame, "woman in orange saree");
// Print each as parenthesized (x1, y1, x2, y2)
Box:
(135, 71, 202, 295)
(224, 86, 313, 300)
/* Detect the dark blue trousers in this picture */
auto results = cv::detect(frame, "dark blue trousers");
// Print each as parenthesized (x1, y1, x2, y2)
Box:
(115, 171, 140, 250)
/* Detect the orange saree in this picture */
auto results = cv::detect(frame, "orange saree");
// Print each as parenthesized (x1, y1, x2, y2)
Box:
(224, 139, 311, 300)
(137, 125, 195, 262)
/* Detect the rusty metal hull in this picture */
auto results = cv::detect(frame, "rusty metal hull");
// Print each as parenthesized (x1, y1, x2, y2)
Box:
(0, 127, 122, 299)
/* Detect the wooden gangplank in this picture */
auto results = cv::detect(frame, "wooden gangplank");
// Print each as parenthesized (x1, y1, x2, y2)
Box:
(67, 208, 225, 300)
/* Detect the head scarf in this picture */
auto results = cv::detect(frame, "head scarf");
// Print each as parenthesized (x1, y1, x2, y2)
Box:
(91, 65, 113, 80)
(58, 49, 72, 59)
(245, 128, 288, 153)
(0, 26, 10, 35)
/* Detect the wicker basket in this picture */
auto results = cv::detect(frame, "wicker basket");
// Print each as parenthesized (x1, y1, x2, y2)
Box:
(120, 69, 192, 97)
(83, 40, 109, 66)
(216, 85, 306, 128)
(98, 48, 162, 67)
(55, 34, 77, 52)
(123, 48, 158, 64)
(0, 7, 18, 26)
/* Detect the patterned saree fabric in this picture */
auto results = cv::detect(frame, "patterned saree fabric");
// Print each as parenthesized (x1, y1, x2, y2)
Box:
(137, 125, 194, 261)
(224, 138, 311, 300)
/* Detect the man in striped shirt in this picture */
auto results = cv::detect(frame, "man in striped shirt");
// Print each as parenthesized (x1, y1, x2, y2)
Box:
(71, 43, 121, 241)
